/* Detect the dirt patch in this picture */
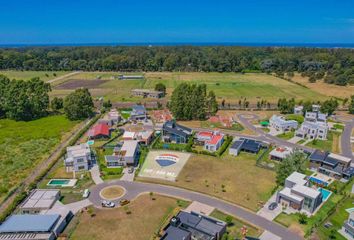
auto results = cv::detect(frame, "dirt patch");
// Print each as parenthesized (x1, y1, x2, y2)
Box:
(54, 79, 109, 90)
(100, 185, 125, 200)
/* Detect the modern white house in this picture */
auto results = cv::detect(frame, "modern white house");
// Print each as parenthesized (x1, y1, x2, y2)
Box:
(296, 111, 329, 140)
(294, 106, 304, 115)
(276, 172, 323, 214)
(269, 115, 298, 133)
(105, 140, 140, 167)
(64, 143, 92, 172)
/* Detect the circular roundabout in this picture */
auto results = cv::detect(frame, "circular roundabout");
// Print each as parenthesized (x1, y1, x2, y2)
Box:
(99, 185, 126, 200)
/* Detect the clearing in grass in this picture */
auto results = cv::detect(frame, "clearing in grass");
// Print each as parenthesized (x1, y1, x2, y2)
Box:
(137, 152, 276, 212)
(0, 115, 79, 202)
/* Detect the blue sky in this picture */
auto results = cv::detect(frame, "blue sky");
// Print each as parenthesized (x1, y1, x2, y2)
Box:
(0, 0, 353, 44)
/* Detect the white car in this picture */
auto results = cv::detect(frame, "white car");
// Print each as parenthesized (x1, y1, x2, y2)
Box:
(82, 189, 90, 198)
(102, 200, 115, 208)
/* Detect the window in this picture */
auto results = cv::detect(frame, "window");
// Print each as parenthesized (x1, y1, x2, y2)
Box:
(76, 158, 84, 163)
(78, 166, 85, 170)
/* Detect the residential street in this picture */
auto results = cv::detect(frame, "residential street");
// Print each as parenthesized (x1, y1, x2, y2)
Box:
(88, 180, 303, 240)
(341, 119, 354, 159)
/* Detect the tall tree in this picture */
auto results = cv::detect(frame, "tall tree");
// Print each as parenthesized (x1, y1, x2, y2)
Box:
(155, 83, 166, 96)
(349, 95, 354, 114)
(51, 97, 64, 111)
(207, 90, 218, 116)
(276, 151, 307, 186)
(64, 88, 94, 120)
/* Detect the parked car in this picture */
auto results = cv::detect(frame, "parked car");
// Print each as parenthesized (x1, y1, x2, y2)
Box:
(268, 202, 278, 210)
(128, 167, 134, 174)
(82, 189, 90, 198)
(119, 199, 130, 206)
(102, 200, 115, 208)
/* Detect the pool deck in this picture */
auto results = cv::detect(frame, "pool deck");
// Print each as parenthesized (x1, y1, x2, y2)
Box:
(47, 179, 77, 187)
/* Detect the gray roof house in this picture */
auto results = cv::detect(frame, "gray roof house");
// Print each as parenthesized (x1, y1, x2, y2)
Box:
(161, 211, 226, 240)
(296, 111, 329, 140)
(64, 143, 92, 172)
(162, 121, 192, 144)
(229, 138, 265, 156)
(276, 172, 323, 213)
(105, 140, 140, 167)
(0, 214, 70, 240)
(130, 105, 147, 121)
(19, 189, 60, 214)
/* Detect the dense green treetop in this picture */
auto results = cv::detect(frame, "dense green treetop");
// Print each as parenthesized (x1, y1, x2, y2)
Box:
(63, 88, 94, 120)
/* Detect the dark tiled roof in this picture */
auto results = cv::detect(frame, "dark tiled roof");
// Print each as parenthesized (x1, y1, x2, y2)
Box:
(309, 149, 329, 162)
(323, 157, 339, 167)
(163, 121, 192, 138)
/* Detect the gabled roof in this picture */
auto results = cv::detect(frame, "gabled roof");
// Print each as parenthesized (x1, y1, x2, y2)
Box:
(163, 121, 192, 138)
(0, 214, 60, 233)
(90, 123, 109, 137)
(206, 134, 223, 145)
(309, 149, 329, 162)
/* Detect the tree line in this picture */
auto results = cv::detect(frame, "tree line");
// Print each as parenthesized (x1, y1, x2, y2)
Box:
(169, 83, 218, 120)
(0, 46, 353, 85)
(0, 74, 94, 121)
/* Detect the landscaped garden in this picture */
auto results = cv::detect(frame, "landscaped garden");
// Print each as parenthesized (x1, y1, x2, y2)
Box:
(0, 115, 79, 202)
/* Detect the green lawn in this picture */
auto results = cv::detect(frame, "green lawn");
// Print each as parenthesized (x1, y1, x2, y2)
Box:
(306, 131, 341, 153)
(0, 115, 78, 202)
(276, 131, 295, 140)
(210, 210, 263, 239)
(0, 70, 69, 82)
(50, 72, 328, 104)
(95, 148, 123, 180)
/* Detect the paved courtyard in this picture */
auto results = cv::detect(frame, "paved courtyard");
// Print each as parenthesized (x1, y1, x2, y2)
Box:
(138, 150, 191, 181)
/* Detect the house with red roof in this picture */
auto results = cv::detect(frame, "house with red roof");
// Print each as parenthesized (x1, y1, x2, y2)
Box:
(88, 123, 110, 139)
(196, 130, 224, 152)
(208, 115, 233, 128)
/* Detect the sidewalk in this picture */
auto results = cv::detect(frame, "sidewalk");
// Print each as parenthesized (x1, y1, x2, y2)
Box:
(90, 165, 104, 184)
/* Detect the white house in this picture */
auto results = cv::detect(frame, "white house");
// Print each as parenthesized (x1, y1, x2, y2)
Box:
(64, 143, 92, 172)
(296, 111, 329, 140)
(294, 106, 304, 115)
(269, 115, 298, 133)
(196, 131, 225, 152)
(276, 172, 323, 213)
(105, 140, 140, 167)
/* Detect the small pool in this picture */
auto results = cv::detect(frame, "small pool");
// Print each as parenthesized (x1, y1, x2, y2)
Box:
(87, 140, 95, 145)
(318, 187, 332, 201)
(309, 176, 329, 186)
(48, 179, 70, 186)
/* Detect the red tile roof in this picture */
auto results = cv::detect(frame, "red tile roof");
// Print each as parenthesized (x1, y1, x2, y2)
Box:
(197, 131, 214, 138)
(206, 134, 223, 145)
(91, 123, 109, 137)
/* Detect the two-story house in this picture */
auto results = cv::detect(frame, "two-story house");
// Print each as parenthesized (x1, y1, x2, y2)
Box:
(64, 143, 92, 172)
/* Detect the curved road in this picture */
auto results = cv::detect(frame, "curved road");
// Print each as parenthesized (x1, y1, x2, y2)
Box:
(89, 180, 302, 240)
(341, 119, 354, 159)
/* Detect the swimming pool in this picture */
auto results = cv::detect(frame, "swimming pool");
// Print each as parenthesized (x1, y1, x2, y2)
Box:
(87, 140, 95, 145)
(47, 179, 77, 187)
(309, 176, 328, 186)
(318, 187, 332, 201)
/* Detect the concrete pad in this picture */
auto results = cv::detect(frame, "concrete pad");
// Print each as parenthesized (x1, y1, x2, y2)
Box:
(259, 231, 282, 240)
(138, 150, 191, 181)
(257, 193, 282, 221)
(288, 136, 302, 144)
(120, 168, 135, 182)
(268, 127, 282, 136)
(184, 201, 215, 216)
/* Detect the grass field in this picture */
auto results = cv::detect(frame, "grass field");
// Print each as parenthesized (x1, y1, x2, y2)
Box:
(0, 115, 78, 202)
(49, 72, 328, 104)
(138, 152, 276, 211)
(66, 194, 189, 240)
(291, 73, 354, 100)
(276, 131, 295, 140)
(0, 70, 69, 82)
(306, 131, 341, 153)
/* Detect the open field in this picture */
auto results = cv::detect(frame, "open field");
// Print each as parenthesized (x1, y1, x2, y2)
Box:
(66, 194, 188, 240)
(137, 152, 276, 211)
(0, 70, 69, 82)
(291, 73, 354, 99)
(0, 115, 79, 202)
(49, 72, 328, 104)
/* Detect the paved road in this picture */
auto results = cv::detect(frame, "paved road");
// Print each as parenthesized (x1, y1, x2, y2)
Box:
(341, 119, 354, 159)
(89, 180, 302, 240)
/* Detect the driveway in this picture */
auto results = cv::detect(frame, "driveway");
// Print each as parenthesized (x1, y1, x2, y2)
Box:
(89, 180, 302, 240)
(120, 167, 135, 181)
(257, 193, 282, 221)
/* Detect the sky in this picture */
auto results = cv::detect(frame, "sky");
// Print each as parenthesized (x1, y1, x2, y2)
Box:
(0, 0, 353, 44)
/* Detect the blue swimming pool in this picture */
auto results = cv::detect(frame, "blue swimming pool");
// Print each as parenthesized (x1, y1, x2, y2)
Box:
(318, 187, 332, 201)
(309, 177, 328, 186)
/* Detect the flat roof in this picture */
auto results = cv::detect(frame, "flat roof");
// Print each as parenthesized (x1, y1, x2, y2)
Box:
(269, 147, 293, 159)
(292, 184, 321, 199)
(20, 189, 59, 209)
(286, 172, 307, 186)
(0, 214, 60, 233)
(121, 140, 139, 157)
(328, 153, 351, 164)
(279, 187, 304, 203)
